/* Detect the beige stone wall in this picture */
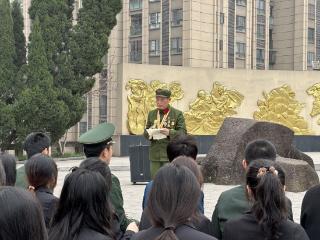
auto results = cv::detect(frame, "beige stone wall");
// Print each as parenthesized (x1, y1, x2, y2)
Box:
(120, 63, 320, 135)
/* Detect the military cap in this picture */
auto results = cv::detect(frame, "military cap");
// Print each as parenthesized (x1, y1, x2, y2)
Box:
(78, 122, 115, 145)
(155, 88, 171, 98)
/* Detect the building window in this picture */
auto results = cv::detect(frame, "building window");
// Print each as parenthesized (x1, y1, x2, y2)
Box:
(309, 4, 315, 19)
(308, 52, 315, 66)
(308, 28, 315, 44)
(79, 122, 88, 136)
(236, 16, 246, 33)
(219, 40, 223, 51)
(172, 9, 183, 26)
(256, 49, 265, 64)
(237, 0, 246, 6)
(149, 12, 161, 29)
(220, 13, 224, 24)
(257, 24, 265, 39)
(171, 38, 182, 54)
(99, 95, 107, 117)
(257, 0, 265, 15)
(129, 0, 142, 11)
(236, 42, 246, 58)
(130, 14, 142, 36)
(149, 40, 160, 56)
(129, 40, 142, 63)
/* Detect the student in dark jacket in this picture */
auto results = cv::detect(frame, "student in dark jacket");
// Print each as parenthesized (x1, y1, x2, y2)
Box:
(132, 164, 217, 240)
(300, 184, 320, 240)
(223, 159, 309, 240)
(49, 168, 137, 240)
(139, 156, 211, 235)
(25, 154, 58, 228)
(16, 132, 51, 188)
(79, 157, 139, 238)
(211, 139, 294, 238)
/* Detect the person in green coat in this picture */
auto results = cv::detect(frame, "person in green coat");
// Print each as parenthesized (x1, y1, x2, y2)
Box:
(211, 139, 294, 239)
(144, 88, 187, 178)
(16, 132, 51, 188)
(78, 122, 137, 232)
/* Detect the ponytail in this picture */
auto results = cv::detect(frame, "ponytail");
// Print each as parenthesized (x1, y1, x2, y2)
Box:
(155, 226, 178, 240)
(247, 160, 288, 240)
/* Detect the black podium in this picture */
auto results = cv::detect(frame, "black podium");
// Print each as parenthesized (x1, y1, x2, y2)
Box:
(129, 145, 151, 184)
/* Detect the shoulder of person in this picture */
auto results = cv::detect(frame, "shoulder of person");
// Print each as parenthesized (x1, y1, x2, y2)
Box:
(111, 173, 120, 185)
(148, 109, 158, 115)
(219, 185, 245, 201)
(304, 184, 320, 199)
(78, 228, 113, 240)
(176, 225, 217, 240)
(170, 106, 183, 114)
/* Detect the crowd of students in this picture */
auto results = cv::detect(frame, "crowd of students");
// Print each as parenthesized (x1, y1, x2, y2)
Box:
(0, 133, 319, 240)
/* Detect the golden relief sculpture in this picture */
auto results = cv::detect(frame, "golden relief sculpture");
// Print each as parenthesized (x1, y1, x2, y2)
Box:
(254, 84, 311, 135)
(125, 79, 184, 135)
(307, 83, 320, 124)
(184, 82, 244, 135)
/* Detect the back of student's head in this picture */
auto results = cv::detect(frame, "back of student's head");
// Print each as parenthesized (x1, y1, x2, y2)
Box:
(0, 186, 47, 240)
(49, 168, 114, 240)
(246, 159, 287, 240)
(0, 153, 17, 186)
(79, 157, 112, 194)
(244, 139, 277, 164)
(23, 132, 51, 159)
(25, 154, 57, 190)
(148, 164, 201, 240)
(167, 134, 198, 162)
(171, 156, 203, 187)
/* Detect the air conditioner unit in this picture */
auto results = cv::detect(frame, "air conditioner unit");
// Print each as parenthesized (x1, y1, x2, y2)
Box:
(312, 60, 320, 70)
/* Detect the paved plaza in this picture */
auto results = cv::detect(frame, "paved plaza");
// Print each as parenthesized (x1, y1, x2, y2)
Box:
(49, 152, 320, 224)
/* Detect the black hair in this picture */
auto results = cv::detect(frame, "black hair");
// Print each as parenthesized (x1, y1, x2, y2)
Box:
(83, 138, 112, 158)
(25, 154, 58, 190)
(49, 168, 114, 240)
(148, 164, 201, 240)
(0, 186, 47, 240)
(0, 153, 17, 186)
(245, 139, 277, 164)
(167, 134, 198, 162)
(79, 157, 113, 196)
(172, 156, 204, 187)
(23, 132, 51, 159)
(246, 159, 287, 240)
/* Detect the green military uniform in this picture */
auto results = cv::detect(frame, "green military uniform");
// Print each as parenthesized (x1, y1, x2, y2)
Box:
(144, 89, 187, 178)
(78, 122, 134, 232)
(211, 185, 294, 239)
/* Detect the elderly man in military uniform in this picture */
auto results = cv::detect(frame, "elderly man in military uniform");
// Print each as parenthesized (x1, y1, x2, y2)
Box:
(78, 122, 137, 232)
(144, 88, 187, 178)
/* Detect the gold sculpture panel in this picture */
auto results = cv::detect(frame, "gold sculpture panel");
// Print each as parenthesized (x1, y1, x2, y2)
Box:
(125, 79, 184, 135)
(254, 84, 311, 135)
(307, 83, 320, 124)
(184, 82, 244, 135)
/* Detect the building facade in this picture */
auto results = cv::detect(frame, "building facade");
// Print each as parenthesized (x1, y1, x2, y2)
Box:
(106, 0, 319, 71)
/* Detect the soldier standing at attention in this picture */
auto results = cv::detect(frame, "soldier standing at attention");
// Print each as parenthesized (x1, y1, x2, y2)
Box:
(144, 88, 187, 178)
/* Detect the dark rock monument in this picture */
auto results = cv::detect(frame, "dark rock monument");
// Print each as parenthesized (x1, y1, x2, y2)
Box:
(200, 117, 319, 192)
